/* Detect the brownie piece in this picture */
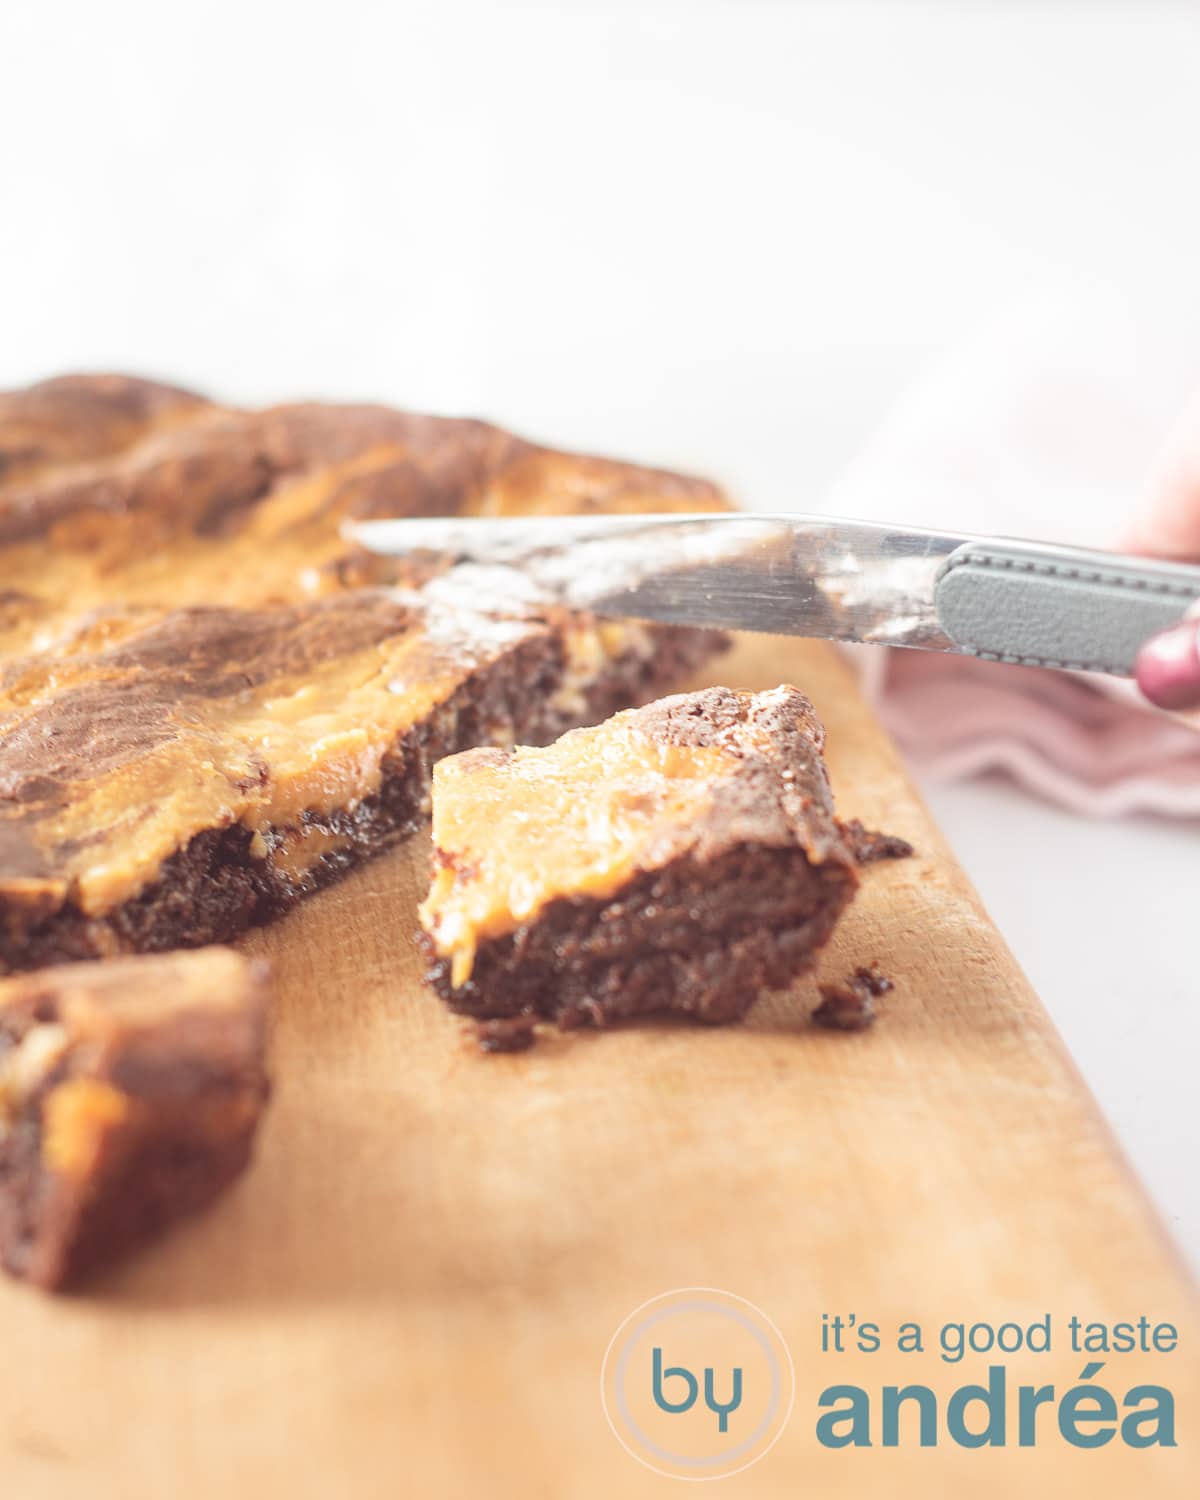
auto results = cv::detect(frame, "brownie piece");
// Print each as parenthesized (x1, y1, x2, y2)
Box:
(0, 375, 728, 970)
(0, 946, 269, 1290)
(419, 686, 860, 1027)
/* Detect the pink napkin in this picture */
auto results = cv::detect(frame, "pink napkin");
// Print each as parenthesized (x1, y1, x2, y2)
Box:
(821, 291, 1200, 817)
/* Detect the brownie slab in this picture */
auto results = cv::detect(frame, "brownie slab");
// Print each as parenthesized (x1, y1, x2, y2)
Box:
(0, 946, 269, 1290)
(0, 571, 716, 969)
(418, 686, 860, 1027)
(0, 375, 728, 969)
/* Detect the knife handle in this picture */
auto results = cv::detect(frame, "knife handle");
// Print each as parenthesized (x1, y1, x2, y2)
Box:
(933, 540, 1200, 676)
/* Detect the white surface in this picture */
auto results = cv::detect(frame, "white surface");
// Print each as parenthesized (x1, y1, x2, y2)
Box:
(1, 1, 1197, 1264)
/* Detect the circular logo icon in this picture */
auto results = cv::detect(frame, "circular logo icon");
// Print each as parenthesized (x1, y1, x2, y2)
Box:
(601, 1287, 794, 1481)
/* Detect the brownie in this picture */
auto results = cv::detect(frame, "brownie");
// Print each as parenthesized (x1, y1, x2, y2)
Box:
(0, 946, 269, 1290)
(0, 375, 728, 970)
(419, 686, 860, 1028)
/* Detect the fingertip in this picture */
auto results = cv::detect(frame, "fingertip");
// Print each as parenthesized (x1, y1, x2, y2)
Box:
(1135, 620, 1200, 711)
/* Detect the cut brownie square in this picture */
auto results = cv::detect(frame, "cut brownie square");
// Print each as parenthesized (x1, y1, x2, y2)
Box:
(418, 686, 859, 1028)
(0, 946, 269, 1290)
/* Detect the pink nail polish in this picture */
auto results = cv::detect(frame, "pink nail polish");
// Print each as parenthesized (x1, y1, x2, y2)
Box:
(1135, 621, 1200, 710)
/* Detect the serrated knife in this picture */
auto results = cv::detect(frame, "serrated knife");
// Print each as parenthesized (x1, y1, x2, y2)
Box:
(347, 514, 1200, 677)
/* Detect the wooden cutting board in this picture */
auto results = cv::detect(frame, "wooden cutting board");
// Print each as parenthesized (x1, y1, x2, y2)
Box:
(1, 637, 1196, 1497)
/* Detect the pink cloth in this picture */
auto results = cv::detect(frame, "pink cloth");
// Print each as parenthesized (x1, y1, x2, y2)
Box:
(821, 291, 1200, 818)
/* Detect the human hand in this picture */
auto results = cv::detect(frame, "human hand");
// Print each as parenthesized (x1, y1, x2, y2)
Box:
(1126, 388, 1200, 716)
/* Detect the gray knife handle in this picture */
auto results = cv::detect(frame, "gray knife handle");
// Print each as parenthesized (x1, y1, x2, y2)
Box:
(933, 540, 1200, 676)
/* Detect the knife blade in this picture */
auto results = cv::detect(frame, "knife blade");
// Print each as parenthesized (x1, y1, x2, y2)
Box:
(346, 513, 1200, 677)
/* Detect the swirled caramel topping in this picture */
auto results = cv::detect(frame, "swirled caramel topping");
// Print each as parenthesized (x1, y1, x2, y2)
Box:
(0, 376, 728, 929)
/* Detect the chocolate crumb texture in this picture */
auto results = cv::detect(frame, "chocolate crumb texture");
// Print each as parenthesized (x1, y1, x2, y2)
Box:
(420, 685, 859, 1032)
(0, 946, 270, 1291)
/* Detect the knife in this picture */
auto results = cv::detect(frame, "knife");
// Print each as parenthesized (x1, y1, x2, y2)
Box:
(346, 514, 1200, 677)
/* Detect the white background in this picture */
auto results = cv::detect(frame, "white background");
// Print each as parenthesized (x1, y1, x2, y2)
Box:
(1, 1, 1197, 1264)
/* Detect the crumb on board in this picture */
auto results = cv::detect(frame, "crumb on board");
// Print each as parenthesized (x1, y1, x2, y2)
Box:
(840, 819, 915, 865)
(474, 1015, 539, 1054)
(853, 962, 894, 998)
(813, 962, 894, 1032)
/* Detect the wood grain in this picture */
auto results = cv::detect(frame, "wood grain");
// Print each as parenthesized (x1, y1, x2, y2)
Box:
(0, 637, 1195, 1497)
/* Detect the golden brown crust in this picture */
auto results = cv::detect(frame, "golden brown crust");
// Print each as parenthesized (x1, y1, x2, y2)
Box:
(0, 379, 725, 650)
(0, 373, 209, 493)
